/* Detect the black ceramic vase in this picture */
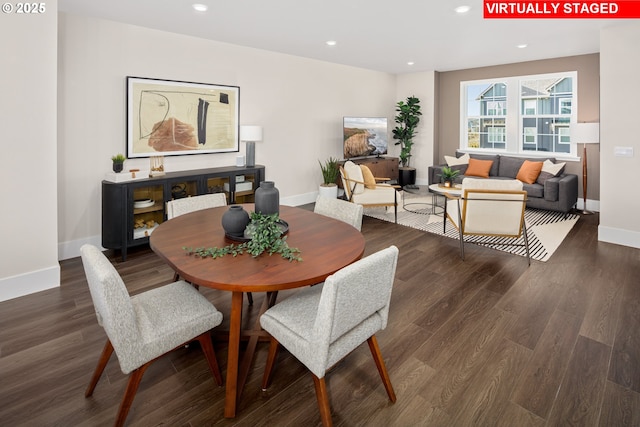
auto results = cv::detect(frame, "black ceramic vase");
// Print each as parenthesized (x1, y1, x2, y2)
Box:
(221, 205, 250, 237)
(255, 181, 279, 215)
(112, 162, 124, 173)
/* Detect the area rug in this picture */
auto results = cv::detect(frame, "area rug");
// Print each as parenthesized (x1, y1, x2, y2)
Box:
(363, 194, 580, 262)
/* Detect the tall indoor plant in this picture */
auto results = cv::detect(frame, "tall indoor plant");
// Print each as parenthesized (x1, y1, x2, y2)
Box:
(392, 96, 421, 188)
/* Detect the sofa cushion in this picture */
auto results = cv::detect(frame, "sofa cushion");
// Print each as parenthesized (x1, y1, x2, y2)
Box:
(499, 156, 526, 178)
(463, 153, 500, 177)
(445, 153, 470, 167)
(522, 182, 544, 198)
(360, 165, 377, 189)
(516, 160, 544, 184)
(536, 160, 566, 185)
(465, 158, 494, 178)
(343, 161, 365, 195)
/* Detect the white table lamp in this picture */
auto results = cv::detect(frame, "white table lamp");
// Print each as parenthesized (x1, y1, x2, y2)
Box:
(240, 125, 263, 167)
(570, 122, 599, 214)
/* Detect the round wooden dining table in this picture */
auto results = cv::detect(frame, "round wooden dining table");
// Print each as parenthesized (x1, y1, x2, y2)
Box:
(149, 204, 366, 418)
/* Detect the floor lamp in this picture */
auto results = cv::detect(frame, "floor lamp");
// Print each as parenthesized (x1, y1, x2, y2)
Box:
(570, 122, 599, 215)
(240, 125, 263, 167)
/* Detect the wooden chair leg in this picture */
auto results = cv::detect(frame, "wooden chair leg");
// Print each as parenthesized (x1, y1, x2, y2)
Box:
(115, 362, 150, 427)
(261, 337, 280, 390)
(457, 203, 465, 261)
(312, 374, 333, 427)
(196, 332, 223, 386)
(85, 339, 114, 397)
(367, 335, 397, 403)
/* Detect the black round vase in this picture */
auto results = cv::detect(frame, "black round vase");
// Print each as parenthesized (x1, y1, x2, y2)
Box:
(255, 181, 279, 215)
(221, 205, 250, 237)
(112, 162, 124, 173)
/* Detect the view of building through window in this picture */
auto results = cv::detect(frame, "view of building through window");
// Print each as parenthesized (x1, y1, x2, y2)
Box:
(461, 71, 577, 156)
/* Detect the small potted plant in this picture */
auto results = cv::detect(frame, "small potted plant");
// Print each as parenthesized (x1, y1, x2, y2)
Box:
(111, 154, 126, 173)
(318, 157, 340, 198)
(440, 166, 460, 187)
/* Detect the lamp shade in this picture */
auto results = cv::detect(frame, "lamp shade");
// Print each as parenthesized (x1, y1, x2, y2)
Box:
(570, 123, 599, 145)
(240, 125, 263, 142)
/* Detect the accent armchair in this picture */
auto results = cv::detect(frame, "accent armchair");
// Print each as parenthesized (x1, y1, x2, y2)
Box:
(260, 245, 399, 426)
(340, 160, 399, 223)
(446, 178, 531, 265)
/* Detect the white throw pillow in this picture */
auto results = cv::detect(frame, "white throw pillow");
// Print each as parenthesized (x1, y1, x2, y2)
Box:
(343, 161, 365, 195)
(542, 159, 565, 176)
(445, 153, 470, 166)
(536, 159, 566, 185)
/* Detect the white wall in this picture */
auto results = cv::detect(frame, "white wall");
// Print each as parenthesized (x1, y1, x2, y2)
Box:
(599, 23, 640, 249)
(57, 13, 400, 260)
(396, 72, 436, 184)
(0, 1, 60, 301)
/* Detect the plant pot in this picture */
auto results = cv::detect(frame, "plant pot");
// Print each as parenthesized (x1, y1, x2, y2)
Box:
(398, 167, 416, 188)
(318, 184, 338, 199)
(112, 162, 124, 173)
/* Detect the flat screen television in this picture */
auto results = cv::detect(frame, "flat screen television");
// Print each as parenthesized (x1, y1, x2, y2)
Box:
(343, 117, 388, 159)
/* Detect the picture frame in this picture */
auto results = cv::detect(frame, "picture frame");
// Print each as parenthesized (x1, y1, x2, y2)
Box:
(126, 76, 240, 158)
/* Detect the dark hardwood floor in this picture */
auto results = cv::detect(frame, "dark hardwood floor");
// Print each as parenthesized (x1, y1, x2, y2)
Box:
(1, 208, 639, 426)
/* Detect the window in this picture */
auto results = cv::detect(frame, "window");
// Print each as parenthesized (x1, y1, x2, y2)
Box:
(461, 71, 577, 157)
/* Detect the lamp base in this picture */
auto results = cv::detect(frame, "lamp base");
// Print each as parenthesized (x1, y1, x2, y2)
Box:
(246, 141, 255, 167)
(582, 210, 594, 215)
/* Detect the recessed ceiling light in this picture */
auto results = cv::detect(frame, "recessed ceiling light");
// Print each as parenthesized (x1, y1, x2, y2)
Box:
(517, 43, 528, 49)
(193, 4, 208, 12)
(455, 5, 471, 13)
(326, 40, 337, 46)
(407, 61, 415, 66)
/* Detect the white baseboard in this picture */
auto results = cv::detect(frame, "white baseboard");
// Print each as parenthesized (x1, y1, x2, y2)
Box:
(577, 198, 600, 213)
(281, 191, 318, 207)
(598, 225, 640, 249)
(58, 235, 103, 261)
(0, 265, 60, 302)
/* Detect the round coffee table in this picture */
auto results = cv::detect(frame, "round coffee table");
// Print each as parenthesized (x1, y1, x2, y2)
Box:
(402, 185, 442, 215)
(428, 183, 463, 233)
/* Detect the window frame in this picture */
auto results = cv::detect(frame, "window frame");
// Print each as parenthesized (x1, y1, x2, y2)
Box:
(460, 71, 578, 158)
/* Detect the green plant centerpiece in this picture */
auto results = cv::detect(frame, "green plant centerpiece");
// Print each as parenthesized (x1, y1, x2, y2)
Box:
(319, 157, 340, 186)
(184, 212, 302, 262)
(440, 166, 460, 186)
(392, 96, 422, 168)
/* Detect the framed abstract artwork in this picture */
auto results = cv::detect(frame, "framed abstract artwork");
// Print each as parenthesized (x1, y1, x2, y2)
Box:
(126, 76, 240, 158)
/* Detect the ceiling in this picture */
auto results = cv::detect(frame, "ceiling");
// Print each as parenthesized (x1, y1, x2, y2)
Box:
(58, 0, 621, 74)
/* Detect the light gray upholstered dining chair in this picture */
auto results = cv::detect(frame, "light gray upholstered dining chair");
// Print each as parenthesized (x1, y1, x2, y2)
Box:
(260, 245, 399, 427)
(313, 194, 364, 231)
(166, 192, 227, 219)
(80, 244, 223, 427)
(446, 177, 531, 265)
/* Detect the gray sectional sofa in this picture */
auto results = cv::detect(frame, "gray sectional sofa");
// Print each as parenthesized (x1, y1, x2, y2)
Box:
(428, 152, 578, 214)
